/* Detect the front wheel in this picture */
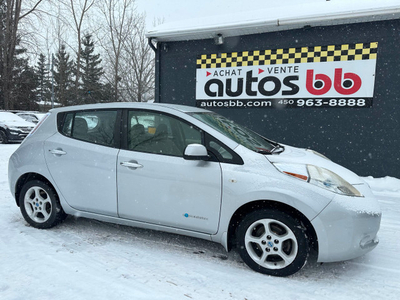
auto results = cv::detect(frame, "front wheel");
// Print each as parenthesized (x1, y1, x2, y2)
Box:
(19, 180, 67, 229)
(236, 209, 309, 277)
(0, 130, 8, 144)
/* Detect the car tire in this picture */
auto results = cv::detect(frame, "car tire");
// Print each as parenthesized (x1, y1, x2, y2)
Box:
(19, 180, 67, 229)
(236, 209, 309, 277)
(0, 130, 8, 144)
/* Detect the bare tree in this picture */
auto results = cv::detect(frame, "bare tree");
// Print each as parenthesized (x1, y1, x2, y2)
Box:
(120, 13, 155, 102)
(0, 0, 44, 110)
(61, 0, 94, 100)
(48, 1, 69, 52)
(97, 0, 137, 102)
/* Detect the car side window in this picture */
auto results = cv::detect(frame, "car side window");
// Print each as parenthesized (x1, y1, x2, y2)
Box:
(205, 133, 244, 165)
(59, 110, 118, 147)
(128, 110, 202, 157)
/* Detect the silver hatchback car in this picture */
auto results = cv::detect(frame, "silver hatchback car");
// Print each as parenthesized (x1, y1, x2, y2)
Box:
(8, 102, 381, 276)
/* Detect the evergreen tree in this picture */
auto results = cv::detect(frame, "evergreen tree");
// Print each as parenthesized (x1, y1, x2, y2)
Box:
(12, 47, 39, 111)
(80, 34, 104, 104)
(0, 0, 44, 110)
(0, 0, 7, 108)
(53, 44, 74, 106)
(35, 53, 51, 105)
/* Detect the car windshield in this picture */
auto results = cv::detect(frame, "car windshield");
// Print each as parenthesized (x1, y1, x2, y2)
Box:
(190, 112, 275, 153)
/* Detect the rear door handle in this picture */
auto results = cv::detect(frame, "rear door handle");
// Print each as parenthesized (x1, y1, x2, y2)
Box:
(50, 149, 67, 156)
(120, 161, 143, 169)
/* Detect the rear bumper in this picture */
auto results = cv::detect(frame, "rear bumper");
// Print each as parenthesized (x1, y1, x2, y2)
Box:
(312, 183, 381, 263)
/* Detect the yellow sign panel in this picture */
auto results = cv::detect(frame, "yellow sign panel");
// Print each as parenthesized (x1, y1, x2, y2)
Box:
(196, 42, 378, 69)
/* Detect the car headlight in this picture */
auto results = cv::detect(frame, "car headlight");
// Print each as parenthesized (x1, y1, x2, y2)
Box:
(273, 163, 363, 197)
(7, 126, 20, 132)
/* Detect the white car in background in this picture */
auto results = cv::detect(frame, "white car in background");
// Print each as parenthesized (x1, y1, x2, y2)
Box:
(8, 102, 381, 276)
(16, 112, 47, 124)
(0, 112, 35, 144)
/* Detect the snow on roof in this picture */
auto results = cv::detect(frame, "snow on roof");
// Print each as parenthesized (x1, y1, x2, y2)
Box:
(147, 0, 400, 42)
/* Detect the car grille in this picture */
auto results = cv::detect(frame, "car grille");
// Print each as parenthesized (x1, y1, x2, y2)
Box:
(18, 127, 33, 134)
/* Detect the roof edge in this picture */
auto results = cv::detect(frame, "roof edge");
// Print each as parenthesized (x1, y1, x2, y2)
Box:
(146, 5, 400, 42)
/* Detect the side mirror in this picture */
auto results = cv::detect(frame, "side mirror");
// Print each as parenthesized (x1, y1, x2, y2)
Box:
(183, 144, 209, 161)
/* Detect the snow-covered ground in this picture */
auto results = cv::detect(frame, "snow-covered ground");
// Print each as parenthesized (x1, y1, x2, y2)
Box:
(1, 144, 399, 300)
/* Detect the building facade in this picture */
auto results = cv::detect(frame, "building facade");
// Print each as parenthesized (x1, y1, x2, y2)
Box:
(147, 3, 400, 177)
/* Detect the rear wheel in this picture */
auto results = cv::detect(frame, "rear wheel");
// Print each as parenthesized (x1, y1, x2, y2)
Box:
(236, 209, 309, 277)
(0, 130, 8, 144)
(19, 180, 67, 229)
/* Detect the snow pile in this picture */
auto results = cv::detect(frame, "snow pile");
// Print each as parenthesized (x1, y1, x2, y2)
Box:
(363, 176, 400, 197)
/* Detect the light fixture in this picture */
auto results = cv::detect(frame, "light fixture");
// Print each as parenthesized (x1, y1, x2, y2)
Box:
(214, 34, 224, 45)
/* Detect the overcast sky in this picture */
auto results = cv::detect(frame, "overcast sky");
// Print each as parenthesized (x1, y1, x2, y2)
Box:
(27, 0, 395, 60)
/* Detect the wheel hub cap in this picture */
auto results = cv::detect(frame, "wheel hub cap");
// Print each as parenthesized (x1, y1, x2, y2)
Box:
(244, 218, 298, 270)
(24, 186, 52, 223)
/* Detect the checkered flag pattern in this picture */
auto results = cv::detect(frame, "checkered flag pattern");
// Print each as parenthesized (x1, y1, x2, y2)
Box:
(196, 42, 378, 69)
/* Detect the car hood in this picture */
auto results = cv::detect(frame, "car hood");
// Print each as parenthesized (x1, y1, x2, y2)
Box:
(266, 145, 364, 185)
(0, 119, 35, 127)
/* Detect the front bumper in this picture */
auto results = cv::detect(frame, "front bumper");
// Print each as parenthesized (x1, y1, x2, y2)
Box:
(312, 183, 381, 263)
(7, 129, 31, 142)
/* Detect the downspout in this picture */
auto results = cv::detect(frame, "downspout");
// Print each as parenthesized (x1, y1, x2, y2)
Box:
(148, 37, 157, 52)
(148, 38, 161, 103)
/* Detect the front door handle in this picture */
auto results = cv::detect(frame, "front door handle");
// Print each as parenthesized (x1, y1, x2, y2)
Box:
(120, 161, 143, 169)
(50, 149, 67, 156)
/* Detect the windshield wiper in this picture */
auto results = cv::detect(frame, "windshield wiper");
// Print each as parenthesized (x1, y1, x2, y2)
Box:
(271, 144, 285, 154)
(256, 149, 272, 155)
(255, 142, 284, 155)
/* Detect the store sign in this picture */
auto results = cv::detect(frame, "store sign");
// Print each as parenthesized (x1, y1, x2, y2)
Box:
(195, 42, 378, 108)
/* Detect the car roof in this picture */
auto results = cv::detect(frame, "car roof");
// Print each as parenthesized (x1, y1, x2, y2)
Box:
(49, 102, 210, 114)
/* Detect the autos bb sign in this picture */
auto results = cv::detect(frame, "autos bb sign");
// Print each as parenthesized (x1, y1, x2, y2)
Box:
(195, 42, 378, 108)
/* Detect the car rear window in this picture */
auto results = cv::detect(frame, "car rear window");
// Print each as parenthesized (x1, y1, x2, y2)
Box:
(58, 110, 118, 147)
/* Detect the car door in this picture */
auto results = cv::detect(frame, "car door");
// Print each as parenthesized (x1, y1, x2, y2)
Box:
(44, 109, 120, 216)
(117, 110, 222, 234)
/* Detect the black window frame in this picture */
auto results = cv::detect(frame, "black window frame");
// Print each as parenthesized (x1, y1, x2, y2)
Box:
(204, 132, 244, 165)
